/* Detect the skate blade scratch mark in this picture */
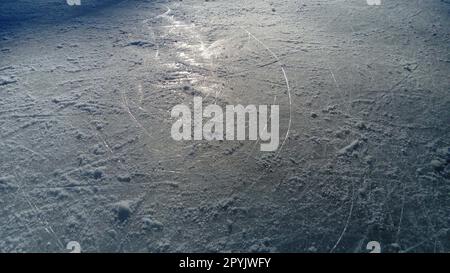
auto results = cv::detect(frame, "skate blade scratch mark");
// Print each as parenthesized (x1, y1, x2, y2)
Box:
(240, 27, 292, 157)
(121, 91, 150, 137)
(1, 141, 48, 161)
(13, 171, 65, 250)
(18, 145, 49, 161)
(330, 179, 355, 253)
(157, 5, 172, 19)
(142, 18, 160, 59)
(120, 90, 161, 154)
(328, 68, 349, 114)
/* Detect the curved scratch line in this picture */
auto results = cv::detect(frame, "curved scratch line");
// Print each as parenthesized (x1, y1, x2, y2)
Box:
(330, 180, 355, 253)
(240, 28, 292, 157)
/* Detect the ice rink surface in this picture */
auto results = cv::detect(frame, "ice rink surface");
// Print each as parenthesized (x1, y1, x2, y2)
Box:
(0, 0, 449, 252)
